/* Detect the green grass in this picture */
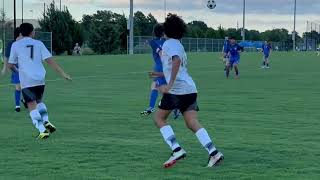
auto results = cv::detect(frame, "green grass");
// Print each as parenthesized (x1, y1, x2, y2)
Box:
(0, 52, 320, 180)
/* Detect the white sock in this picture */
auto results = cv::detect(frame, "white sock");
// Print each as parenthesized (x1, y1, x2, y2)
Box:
(37, 102, 49, 123)
(160, 125, 181, 151)
(195, 128, 217, 154)
(30, 110, 46, 133)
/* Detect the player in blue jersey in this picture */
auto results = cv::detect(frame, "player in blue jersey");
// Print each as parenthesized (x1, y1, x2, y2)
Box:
(261, 41, 272, 69)
(222, 37, 229, 71)
(1, 28, 26, 112)
(225, 37, 242, 79)
(141, 24, 168, 116)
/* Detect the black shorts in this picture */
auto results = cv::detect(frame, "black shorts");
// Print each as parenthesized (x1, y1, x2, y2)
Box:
(22, 85, 45, 103)
(159, 93, 199, 114)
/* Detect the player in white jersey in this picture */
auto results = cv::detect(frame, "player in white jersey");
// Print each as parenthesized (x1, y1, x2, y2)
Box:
(153, 14, 224, 168)
(8, 23, 72, 139)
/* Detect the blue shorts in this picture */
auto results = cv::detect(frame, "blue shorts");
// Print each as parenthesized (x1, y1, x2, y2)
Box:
(11, 72, 20, 84)
(229, 57, 240, 65)
(154, 77, 167, 87)
(264, 54, 270, 59)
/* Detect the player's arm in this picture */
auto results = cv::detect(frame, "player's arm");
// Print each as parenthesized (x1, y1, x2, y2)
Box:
(1, 57, 7, 75)
(7, 44, 19, 73)
(148, 71, 164, 78)
(159, 55, 180, 93)
(46, 58, 72, 80)
(149, 40, 162, 54)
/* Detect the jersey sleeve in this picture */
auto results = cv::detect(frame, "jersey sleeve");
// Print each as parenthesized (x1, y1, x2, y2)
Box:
(8, 43, 18, 64)
(40, 42, 52, 61)
(149, 40, 162, 53)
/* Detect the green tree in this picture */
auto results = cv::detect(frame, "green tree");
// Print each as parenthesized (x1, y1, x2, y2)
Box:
(82, 11, 127, 54)
(39, 1, 84, 55)
(134, 11, 157, 36)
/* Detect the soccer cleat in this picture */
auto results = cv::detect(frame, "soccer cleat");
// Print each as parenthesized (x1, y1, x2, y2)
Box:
(163, 148, 186, 168)
(261, 66, 266, 69)
(44, 121, 56, 133)
(15, 106, 21, 112)
(37, 130, 50, 139)
(140, 108, 156, 116)
(266, 66, 270, 69)
(207, 151, 224, 167)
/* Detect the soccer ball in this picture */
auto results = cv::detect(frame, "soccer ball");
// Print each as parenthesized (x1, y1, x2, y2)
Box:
(207, 0, 216, 9)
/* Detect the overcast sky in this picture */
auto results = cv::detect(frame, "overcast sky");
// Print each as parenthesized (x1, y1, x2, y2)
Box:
(3, 0, 320, 34)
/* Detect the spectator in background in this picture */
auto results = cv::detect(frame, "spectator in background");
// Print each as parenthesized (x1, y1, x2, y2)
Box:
(73, 43, 82, 55)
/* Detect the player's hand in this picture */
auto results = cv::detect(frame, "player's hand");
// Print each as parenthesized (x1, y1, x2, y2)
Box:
(158, 84, 172, 94)
(63, 73, 72, 81)
(148, 72, 161, 78)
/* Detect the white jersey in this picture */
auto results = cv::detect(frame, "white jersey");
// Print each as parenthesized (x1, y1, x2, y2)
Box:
(161, 39, 197, 95)
(9, 37, 52, 89)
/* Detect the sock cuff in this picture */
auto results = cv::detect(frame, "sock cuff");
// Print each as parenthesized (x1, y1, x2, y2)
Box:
(30, 110, 41, 120)
(195, 128, 206, 137)
(160, 125, 174, 139)
(37, 102, 47, 110)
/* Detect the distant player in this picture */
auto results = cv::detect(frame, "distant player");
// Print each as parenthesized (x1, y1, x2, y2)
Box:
(225, 37, 242, 79)
(261, 41, 272, 68)
(8, 23, 72, 139)
(141, 24, 180, 119)
(154, 14, 223, 168)
(317, 44, 320, 56)
(1, 27, 26, 112)
(222, 37, 229, 71)
(141, 24, 166, 116)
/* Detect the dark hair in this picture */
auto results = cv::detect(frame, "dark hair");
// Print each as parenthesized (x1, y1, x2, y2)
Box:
(163, 14, 186, 39)
(229, 36, 236, 40)
(14, 27, 20, 40)
(19, 23, 34, 37)
(153, 23, 164, 38)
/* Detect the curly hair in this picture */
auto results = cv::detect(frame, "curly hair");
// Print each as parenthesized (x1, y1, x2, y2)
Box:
(163, 14, 187, 39)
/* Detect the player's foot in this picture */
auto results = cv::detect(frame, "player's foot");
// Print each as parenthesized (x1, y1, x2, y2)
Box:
(37, 130, 50, 139)
(266, 66, 270, 69)
(15, 106, 21, 112)
(235, 75, 240, 79)
(140, 107, 156, 116)
(163, 148, 186, 168)
(261, 66, 265, 69)
(21, 100, 28, 109)
(207, 151, 224, 167)
(44, 121, 56, 133)
(173, 109, 180, 120)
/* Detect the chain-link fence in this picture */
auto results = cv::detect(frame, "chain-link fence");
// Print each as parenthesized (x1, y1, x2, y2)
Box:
(304, 21, 320, 51)
(3, 31, 52, 55)
(128, 36, 291, 54)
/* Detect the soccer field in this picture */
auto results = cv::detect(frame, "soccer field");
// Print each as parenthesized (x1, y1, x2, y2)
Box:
(0, 52, 320, 180)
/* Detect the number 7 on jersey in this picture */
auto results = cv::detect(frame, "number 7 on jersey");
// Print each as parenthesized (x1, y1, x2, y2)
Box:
(26, 45, 34, 59)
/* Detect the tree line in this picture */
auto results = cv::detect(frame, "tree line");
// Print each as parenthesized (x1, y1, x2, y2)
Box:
(3, 1, 320, 55)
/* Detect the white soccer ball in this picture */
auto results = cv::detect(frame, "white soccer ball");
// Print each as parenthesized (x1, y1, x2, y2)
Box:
(207, 0, 216, 9)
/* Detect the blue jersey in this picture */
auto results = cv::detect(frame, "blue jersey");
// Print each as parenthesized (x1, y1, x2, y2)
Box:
(223, 40, 229, 53)
(227, 43, 241, 59)
(262, 44, 272, 55)
(149, 38, 165, 72)
(5, 40, 20, 84)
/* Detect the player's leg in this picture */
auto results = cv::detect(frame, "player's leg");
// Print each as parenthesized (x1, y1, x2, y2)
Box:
(234, 63, 239, 78)
(262, 56, 266, 68)
(141, 81, 158, 115)
(155, 94, 186, 168)
(265, 56, 270, 68)
(180, 94, 223, 167)
(14, 84, 21, 112)
(22, 86, 49, 139)
(37, 101, 56, 133)
(11, 72, 21, 112)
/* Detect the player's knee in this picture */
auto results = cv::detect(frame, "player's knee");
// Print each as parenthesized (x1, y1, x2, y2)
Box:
(37, 103, 48, 115)
(154, 113, 167, 128)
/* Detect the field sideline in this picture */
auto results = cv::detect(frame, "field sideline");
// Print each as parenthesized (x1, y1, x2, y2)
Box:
(0, 52, 320, 180)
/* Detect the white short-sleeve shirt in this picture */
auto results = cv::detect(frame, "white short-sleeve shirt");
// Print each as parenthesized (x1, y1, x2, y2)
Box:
(161, 39, 197, 95)
(9, 37, 52, 89)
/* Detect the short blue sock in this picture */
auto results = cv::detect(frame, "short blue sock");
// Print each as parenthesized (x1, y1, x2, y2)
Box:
(15, 90, 21, 107)
(149, 89, 158, 109)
